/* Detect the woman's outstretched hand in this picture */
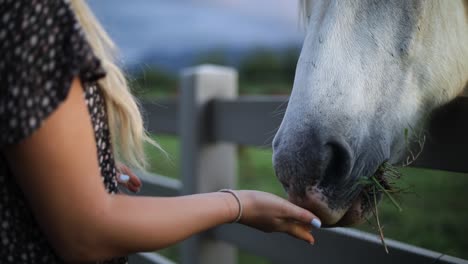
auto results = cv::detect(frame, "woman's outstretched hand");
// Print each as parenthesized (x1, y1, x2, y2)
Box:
(236, 190, 321, 244)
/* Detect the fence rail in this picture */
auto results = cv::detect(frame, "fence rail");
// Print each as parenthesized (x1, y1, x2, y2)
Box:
(143, 96, 468, 173)
(132, 65, 468, 264)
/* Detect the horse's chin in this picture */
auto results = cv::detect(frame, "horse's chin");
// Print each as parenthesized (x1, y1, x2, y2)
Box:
(289, 190, 372, 227)
(328, 194, 372, 227)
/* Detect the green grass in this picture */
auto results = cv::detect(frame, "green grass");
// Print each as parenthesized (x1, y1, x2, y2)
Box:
(146, 135, 468, 262)
(360, 167, 468, 258)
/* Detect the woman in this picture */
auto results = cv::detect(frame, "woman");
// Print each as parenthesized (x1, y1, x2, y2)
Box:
(0, 0, 321, 263)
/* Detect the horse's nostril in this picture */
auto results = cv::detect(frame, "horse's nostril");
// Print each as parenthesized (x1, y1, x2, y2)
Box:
(321, 140, 353, 185)
(273, 132, 355, 197)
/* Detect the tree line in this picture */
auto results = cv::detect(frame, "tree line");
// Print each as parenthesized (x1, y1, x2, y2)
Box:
(131, 47, 301, 96)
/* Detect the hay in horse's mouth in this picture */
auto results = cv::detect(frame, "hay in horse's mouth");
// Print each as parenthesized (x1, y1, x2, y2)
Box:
(361, 162, 403, 211)
(359, 162, 405, 253)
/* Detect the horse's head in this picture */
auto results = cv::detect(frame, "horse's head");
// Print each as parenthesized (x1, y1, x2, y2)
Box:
(273, 0, 468, 226)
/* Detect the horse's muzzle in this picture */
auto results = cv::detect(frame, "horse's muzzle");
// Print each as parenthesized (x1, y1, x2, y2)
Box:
(272, 127, 377, 226)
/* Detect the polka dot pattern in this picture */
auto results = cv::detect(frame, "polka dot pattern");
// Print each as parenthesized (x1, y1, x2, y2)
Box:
(0, 0, 106, 146)
(0, 1, 127, 263)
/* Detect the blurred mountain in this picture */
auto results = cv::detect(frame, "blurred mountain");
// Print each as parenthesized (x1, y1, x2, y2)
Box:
(88, 0, 304, 72)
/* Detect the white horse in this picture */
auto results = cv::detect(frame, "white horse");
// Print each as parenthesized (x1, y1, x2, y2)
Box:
(272, 0, 468, 227)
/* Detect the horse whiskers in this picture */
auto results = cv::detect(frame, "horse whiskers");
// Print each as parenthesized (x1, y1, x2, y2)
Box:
(402, 130, 426, 167)
(272, 98, 289, 114)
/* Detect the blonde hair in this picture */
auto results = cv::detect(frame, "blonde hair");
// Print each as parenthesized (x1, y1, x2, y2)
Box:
(69, 0, 160, 170)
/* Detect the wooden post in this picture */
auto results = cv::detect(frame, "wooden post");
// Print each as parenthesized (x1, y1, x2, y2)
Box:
(179, 65, 238, 264)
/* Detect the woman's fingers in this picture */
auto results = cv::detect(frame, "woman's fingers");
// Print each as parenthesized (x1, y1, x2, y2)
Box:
(311, 218, 321, 229)
(118, 174, 141, 193)
(127, 172, 142, 192)
(128, 172, 142, 189)
(277, 198, 320, 243)
(237, 190, 320, 244)
(118, 174, 130, 183)
(284, 222, 316, 244)
(284, 201, 321, 228)
(116, 163, 142, 193)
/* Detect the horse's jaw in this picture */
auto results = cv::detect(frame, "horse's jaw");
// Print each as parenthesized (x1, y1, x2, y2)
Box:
(287, 184, 373, 227)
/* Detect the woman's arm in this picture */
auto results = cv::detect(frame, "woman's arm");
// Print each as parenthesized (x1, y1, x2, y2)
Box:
(4, 78, 318, 262)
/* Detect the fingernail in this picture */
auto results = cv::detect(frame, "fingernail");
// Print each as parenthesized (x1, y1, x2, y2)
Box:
(119, 174, 130, 183)
(310, 241, 315, 245)
(311, 218, 321, 229)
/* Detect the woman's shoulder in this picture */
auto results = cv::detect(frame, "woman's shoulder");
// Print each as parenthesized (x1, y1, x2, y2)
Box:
(0, 0, 105, 147)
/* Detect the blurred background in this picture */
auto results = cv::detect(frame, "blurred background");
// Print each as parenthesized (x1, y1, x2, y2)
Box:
(89, 0, 302, 97)
(88, 1, 468, 263)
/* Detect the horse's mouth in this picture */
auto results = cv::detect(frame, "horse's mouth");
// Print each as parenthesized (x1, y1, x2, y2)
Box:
(288, 187, 374, 227)
(291, 165, 392, 227)
(325, 168, 391, 227)
(327, 190, 376, 227)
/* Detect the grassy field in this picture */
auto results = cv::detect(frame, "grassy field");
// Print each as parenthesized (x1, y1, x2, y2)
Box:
(145, 135, 468, 262)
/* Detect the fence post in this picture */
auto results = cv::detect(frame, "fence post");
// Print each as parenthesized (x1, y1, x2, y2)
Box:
(179, 65, 238, 264)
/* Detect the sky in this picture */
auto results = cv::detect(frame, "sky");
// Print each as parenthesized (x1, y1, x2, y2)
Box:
(88, 0, 304, 67)
(199, 0, 300, 24)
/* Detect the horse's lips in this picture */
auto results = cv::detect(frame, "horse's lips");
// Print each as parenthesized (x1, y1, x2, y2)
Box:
(289, 190, 368, 227)
(288, 190, 348, 226)
(332, 194, 368, 227)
